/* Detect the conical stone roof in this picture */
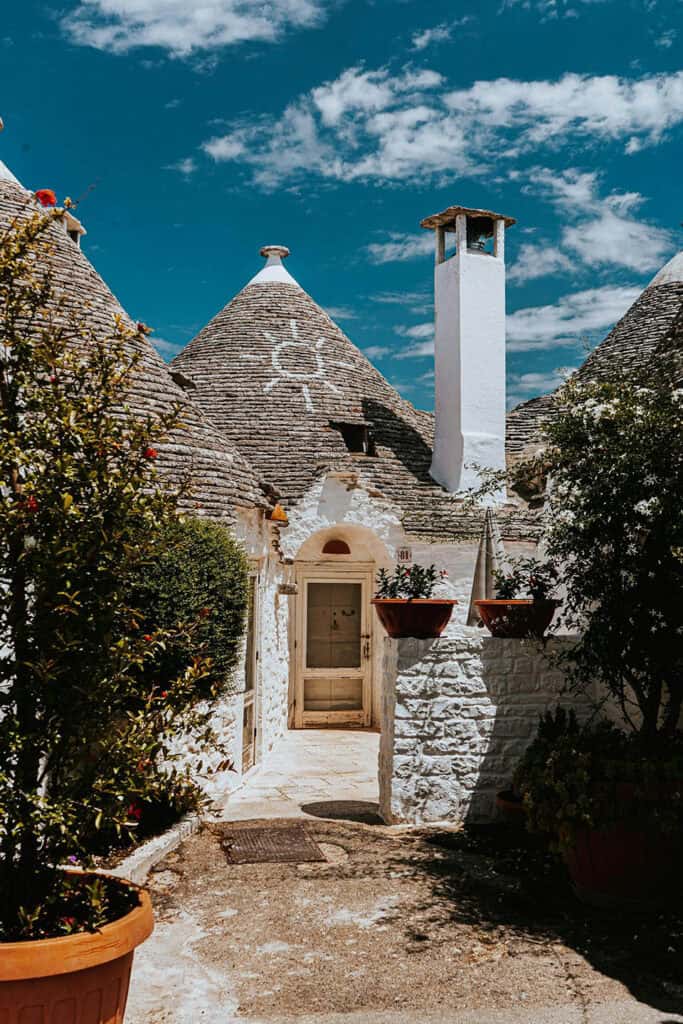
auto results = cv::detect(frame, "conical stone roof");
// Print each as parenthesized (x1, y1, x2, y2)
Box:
(507, 252, 683, 458)
(173, 249, 536, 542)
(0, 176, 265, 521)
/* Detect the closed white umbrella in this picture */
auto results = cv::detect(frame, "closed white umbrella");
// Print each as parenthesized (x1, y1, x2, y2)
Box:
(467, 509, 508, 626)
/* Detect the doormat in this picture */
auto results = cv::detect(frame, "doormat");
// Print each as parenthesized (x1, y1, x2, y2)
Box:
(221, 825, 326, 865)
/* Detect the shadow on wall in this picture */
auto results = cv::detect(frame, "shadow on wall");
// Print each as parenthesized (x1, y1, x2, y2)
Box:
(467, 636, 593, 821)
(383, 633, 590, 825)
(362, 398, 434, 483)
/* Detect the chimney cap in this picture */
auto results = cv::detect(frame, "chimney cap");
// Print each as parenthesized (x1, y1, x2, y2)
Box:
(421, 206, 516, 232)
(260, 244, 290, 260)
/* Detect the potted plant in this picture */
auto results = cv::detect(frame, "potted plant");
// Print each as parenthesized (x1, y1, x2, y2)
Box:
(514, 710, 683, 907)
(0, 194, 236, 1017)
(372, 563, 457, 638)
(475, 557, 560, 638)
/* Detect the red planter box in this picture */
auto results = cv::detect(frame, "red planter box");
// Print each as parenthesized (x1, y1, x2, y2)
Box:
(371, 598, 457, 639)
(474, 599, 559, 638)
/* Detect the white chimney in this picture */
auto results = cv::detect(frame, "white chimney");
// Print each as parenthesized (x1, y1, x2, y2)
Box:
(421, 205, 514, 498)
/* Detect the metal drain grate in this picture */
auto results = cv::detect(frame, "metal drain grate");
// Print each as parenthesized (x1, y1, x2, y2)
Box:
(221, 825, 326, 865)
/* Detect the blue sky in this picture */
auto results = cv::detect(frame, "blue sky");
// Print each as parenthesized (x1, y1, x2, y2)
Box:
(1, 0, 681, 411)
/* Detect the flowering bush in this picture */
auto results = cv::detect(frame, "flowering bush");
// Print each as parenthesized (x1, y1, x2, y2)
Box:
(375, 563, 447, 599)
(0, 196, 240, 939)
(493, 557, 559, 601)
(472, 338, 682, 739)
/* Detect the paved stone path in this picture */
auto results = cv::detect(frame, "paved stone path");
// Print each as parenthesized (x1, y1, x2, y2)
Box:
(124, 731, 683, 1024)
(218, 729, 380, 822)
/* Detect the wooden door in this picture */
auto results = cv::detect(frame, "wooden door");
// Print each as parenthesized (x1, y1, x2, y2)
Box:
(295, 571, 372, 728)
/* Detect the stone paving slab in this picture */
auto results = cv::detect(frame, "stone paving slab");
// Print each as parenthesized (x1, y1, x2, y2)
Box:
(220, 730, 380, 822)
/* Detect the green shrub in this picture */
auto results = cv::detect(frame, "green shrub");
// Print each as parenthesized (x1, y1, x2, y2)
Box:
(514, 709, 683, 851)
(128, 517, 249, 696)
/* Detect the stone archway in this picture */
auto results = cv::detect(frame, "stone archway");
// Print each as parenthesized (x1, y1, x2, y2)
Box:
(290, 525, 392, 731)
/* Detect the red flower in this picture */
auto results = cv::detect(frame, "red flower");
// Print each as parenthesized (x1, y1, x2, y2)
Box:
(127, 802, 143, 821)
(60, 915, 77, 928)
(143, 447, 158, 460)
(137, 322, 152, 335)
(21, 496, 39, 513)
(35, 189, 57, 207)
(49, 374, 58, 384)
(143, 634, 153, 642)
(160, 690, 168, 699)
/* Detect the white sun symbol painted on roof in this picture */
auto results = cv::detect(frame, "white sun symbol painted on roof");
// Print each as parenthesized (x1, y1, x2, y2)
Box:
(241, 319, 354, 413)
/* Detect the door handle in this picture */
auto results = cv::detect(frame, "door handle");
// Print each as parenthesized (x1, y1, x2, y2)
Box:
(363, 637, 371, 660)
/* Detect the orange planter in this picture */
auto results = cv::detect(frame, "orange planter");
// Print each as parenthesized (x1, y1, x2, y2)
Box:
(474, 598, 559, 638)
(371, 598, 457, 638)
(0, 873, 154, 1024)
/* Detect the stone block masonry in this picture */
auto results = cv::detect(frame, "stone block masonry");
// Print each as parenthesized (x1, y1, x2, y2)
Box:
(379, 629, 592, 824)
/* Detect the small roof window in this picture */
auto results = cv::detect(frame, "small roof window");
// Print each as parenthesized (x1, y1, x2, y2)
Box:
(331, 421, 376, 456)
(322, 538, 351, 555)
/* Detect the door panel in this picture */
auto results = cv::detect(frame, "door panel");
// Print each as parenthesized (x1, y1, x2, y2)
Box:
(303, 675, 363, 712)
(306, 582, 361, 669)
(296, 572, 371, 728)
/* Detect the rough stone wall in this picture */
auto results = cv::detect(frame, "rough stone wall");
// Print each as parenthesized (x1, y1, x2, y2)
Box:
(380, 629, 592, 825)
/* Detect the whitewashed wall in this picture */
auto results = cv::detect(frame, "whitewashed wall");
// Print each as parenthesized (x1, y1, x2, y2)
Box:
(379, 629, 592, 824)
(257, 549, 291, 756)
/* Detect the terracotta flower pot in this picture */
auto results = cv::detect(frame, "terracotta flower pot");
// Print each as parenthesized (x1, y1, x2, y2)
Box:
(0, 873, 154, 1023)
(371, 598, 457, 639)
(474, 599, 559, 639)
(564, 823, 682, 908)
(496, 789, 527, 826)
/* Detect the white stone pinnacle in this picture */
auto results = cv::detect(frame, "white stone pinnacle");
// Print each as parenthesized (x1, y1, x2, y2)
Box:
(648, 250, 683, 288)
(249, 244, 301, 287)
(0, 159, 22, 186)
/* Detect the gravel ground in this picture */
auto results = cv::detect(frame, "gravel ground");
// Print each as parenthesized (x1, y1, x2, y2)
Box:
(126, 819, 683, 1023)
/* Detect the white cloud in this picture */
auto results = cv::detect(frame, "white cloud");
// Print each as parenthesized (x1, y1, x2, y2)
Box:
(165, 156, 197, 176)
(562, 208, 672, 273)
(202, 67, 683, 188)
(506, 285, 642, 352)
(518, 166, 674, 275)
(365, 232, 434, 264)
(153, 336, 186, 357)
(68, 0, 328, 57)
(411, 23, 453, 50)
(411, 18, 472, 51)
(503, 0, 607, 16)
(325, 305, 358, 320)
(202, 134, 246, 161)
(362, 345, 392, 360)
(394, 323, 435, 359)
(508, 244, 573, 283)
(655, 28, 677, 48)
(507, 367, 578, 408)
(372, 290, 432, 314)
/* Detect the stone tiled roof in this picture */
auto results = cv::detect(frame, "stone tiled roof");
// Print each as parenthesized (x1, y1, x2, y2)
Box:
(0, 178, 265, 521)
(506, 259, 683, 457)
(172, 273, 539, 542)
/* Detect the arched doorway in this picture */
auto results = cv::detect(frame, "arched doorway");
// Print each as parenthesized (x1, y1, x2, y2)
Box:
(291, 526, 390, 729)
